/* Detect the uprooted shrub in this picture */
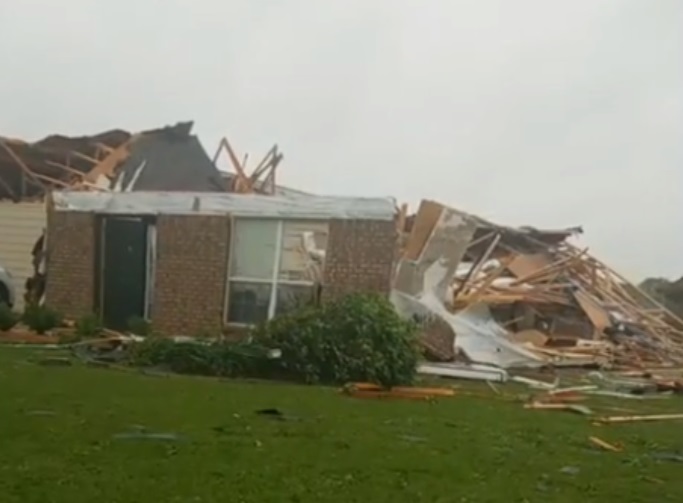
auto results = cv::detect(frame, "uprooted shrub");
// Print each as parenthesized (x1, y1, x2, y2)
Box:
(252, 293, 420, 387)
(22, 304, 63, 334)
(0, 303, 21, 331)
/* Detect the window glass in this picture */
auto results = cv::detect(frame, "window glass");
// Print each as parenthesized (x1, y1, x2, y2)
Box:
(275, 284, 317, 316)
(227, 281, 272, 324)
(230, 219, 278, 279)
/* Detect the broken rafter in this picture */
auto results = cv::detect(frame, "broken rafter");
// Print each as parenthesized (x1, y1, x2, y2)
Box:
(45, 161, 87, 179)
(32, 173, 70, 187)
(250, 145, 277, 181)
(0, 139, 46, 190)
(454, 232, 501, 299)
(84, 135, 138, 184)
(69, 151, 100, 164)
(214, 137, 251, 193)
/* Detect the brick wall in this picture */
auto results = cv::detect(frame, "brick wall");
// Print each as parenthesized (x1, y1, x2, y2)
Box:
(152, 214, 230, 335)
(322, 219, 396, 300)
(44, 210, 96, 318)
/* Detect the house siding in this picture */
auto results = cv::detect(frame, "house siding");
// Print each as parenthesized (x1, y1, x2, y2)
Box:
(44, 210, 96, 318)
(152, 214, 230, 336)
(0, 201, 47, 310)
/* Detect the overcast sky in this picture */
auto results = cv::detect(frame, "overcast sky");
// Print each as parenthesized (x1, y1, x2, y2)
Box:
(1, 0, 681, 280)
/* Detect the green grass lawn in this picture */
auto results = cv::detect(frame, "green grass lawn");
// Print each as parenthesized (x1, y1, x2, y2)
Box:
(1, 347, 683, 502)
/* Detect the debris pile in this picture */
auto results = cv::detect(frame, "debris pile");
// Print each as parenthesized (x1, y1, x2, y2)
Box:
(393, 200, 683, 372)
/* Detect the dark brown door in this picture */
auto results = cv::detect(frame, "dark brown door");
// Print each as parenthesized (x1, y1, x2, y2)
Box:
(99, 217, 148, 330)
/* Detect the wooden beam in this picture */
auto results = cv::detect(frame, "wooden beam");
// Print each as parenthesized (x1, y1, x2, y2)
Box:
(456, 232, 501, 298)
(45, 161, 87, 179)
(84, 135, 137, 184)
(32, 173, 70, 187)
(250, 145, 277, 181)
(222, 137, 251, 193)
(70, 151, 100, 164)
(0, 139, 45, 189)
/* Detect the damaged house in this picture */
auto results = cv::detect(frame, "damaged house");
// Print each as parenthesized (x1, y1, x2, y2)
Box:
(45, 191, 397, 334)
(0, 121, 246, 308)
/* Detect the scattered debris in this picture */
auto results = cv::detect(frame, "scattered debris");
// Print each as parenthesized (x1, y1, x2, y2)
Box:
(25, 409, 56, 417)
(398, 434, 427, 443)
(418, 362, 508, 382)
(113, 425, 185, 442)
(598, 413, 683, 424)
(342, 382, 456, 400)
(255, 408, 301, 421)
(524, 402, 593, 416)
(650, 451, 683, 463)
(589, 436, 622, 452)
(559, 466, 581, 476)
(113, 432, 184, 442)
(36, 356, 72, 367)
(393, 200, 683, 374)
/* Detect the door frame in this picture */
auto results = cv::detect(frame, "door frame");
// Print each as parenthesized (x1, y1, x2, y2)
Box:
(94, 214, 157, 323)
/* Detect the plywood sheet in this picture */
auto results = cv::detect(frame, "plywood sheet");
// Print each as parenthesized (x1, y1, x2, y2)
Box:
(403, 200, 444, 260)
(394, 208, 476, 298)
(573, 290, 611, 333)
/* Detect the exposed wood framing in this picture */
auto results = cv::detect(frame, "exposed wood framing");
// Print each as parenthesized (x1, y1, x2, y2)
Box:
(0, 139, 46, 189)
(84, 135, 138, 184)
(213, 137, 283, 195)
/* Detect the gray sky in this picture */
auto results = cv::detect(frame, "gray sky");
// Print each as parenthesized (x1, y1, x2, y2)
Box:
(1, 0, 681, 281)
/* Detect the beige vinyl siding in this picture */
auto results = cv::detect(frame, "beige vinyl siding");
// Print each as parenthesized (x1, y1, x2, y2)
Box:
(0, 201, 46, 309)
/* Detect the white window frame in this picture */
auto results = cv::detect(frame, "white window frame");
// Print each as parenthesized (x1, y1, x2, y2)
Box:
(224, 218, 322, 325)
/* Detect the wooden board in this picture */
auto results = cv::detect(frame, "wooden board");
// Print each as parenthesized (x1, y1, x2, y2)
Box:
(573, 290, 612, 333)
(403, 200, 444, 260)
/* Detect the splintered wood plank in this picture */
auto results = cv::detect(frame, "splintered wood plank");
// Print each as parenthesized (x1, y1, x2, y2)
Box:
(403, 200, 445, 260)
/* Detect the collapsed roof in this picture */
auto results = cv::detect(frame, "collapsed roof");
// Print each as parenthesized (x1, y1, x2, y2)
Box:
(0, 122, 226, 201)
(393, 200, 683, 370)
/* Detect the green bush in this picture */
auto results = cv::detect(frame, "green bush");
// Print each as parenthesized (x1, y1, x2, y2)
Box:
(128, 337, 274, 377)
(22, 304, 63, 334)
(252, 293, 419, 387)
(127, 316, 152, 336)
(0, 303, 20, 331)
(125, 294, 419, 387)
(75, 314, 103, 339)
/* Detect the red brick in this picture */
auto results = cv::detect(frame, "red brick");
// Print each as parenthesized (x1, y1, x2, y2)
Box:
(152, 214, 230, 335)
(44, 210, 96, 318)
(323, 219, 397, 300)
